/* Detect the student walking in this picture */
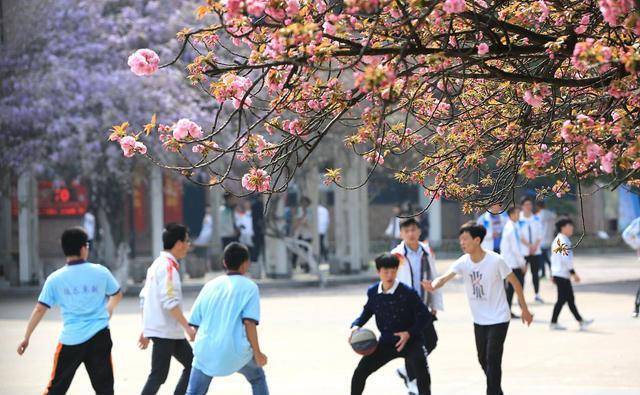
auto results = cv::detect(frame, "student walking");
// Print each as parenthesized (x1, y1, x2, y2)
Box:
(519, 196, 545, 303)
(622, 217, 640, 317)
(477, 203, 508, 254)
(391, 218, 442, 394)
(186, 242, 269, 395)
(17, 227, 123, 395)
(350, 253, 432, 395)
(549, 219, 593, 331)
(139, 223, 196, 395)
(424, 222, 533, 395)
(500, 207, 527, 319)
(536, 201, 557, 279)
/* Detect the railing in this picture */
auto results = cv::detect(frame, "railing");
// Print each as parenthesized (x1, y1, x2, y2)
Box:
(281, 237, 329, 287)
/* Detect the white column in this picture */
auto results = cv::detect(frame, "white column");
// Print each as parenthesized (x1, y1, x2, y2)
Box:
(150, 166, 164, 258)
(18, 171, 37, 284)
(265, 194, 290, 278)
(419, 185, 442, 247)
(357, 160, 369, 269)
(209, 186, 222, 254)
(306, 167, 320, 258)
(346, 163, 362, 272)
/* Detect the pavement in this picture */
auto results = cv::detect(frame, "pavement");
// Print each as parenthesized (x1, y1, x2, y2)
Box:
(0, 252, 639, 394)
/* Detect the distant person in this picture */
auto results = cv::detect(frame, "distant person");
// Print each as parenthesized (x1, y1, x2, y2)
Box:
(549, 219, 593, 331)
(500, 206, 527, 318)
(418, 211, 430, 243)
(219, 193, 239, 248)
(477, 203, 508, 254)
(235, 200, 255, 261)
(318, 202, 330, 262)
(385, 205, 403, 248)
(621, 217, 640, 318)
(83, 210, 97, 260)
(139, 223, 196, 395)
(193, 205, 213, 246)
(185, 243, 269, 394)
(251, 194, 266, 264)
(536, 201, 557, 278)
(519, 196, 545, 303)
(292, 196, 313, 272)
(424, 222, 533, 395)
(17, 227, 123, 395)
(350, 253, 432, 395)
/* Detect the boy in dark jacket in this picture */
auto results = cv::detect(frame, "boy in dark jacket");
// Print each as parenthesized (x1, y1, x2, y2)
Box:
(350, 253, 432, 395)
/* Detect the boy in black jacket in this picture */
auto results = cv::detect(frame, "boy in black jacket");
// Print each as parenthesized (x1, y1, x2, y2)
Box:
(350, 253, 432, 395)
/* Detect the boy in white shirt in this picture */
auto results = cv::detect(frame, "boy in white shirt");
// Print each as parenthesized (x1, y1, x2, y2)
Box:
(477, 203, 508, 253)
(424, 222, 532, 395)
(519, 196, 545, 303)
(549, 219, 593, 331)
(139, 223, 196, 395)
(500, 207, 527, 319)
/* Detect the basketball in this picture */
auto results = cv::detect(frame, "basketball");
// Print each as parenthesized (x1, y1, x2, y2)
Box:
(350, 328, 378, 356)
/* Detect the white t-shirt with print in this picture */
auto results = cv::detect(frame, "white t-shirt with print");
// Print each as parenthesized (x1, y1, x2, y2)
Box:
(451, 250, 512, 325)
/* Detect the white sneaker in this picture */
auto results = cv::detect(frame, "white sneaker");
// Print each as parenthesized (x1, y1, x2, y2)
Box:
(535, 295, 545, 304)
(579, 319, 594, 331)
(550, 323, 566, 331)
(407, 379, 419, 395)
(396, 367, 409, 388)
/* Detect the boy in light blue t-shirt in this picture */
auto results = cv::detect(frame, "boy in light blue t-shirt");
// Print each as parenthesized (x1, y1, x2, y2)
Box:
(17, 227, 123, 395)
(186, 242, 269, 395)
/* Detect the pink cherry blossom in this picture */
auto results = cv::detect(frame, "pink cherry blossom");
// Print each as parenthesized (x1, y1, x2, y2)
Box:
(443, 0, 466, 14)
(246, 0, 266, 16)
(586, 143, 603, 162)
(538, 0, 550, 22)
(599, 0, 634, 26)
(574, 14, 590, 34)
(600, 151, 617, 173)
(242, 168, 271, 192)
(127, 49, 160, 76)
(192, 144, 206, 154)
(120, 136, 147, 157)
(477, 43, 489, 55)
(523, 90, 543, 107)
(173, 118, 203, 140)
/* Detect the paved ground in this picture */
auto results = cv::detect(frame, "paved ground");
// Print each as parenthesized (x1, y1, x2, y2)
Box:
(1, 253, 640, 394)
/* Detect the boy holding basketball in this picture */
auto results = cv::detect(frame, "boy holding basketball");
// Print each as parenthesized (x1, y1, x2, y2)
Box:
(17, 227, 123, 395)
(186, 242, 269, 395)
(350, 253, 432, 395)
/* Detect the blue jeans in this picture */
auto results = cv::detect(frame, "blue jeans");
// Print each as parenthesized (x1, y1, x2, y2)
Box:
(186, 359, 269, 395)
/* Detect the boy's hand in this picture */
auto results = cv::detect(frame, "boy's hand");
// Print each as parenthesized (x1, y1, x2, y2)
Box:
(394, 331, 410, 352)
(572, 273, 581, 283)
(348, 326, 360, 343)
(17, 339, 29, 355)
(185, 326, 197, 342)
(138, 333, 150, 350)
(521, 308, 534, 326)
(254, 351, 268, 367)
(421, 280, 435, 292)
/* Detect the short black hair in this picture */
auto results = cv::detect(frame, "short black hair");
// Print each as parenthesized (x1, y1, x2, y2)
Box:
(459, 221, 487, 242)
(163, 223, 188, 250)
(399, 217, 420, 229)
(536, 200, 546, 208)
(375, 253, 400, 270)
(555, 218, 574, 234)
(506, 206, 519, 216)
(520, 195, 535, 205)
(224, 242, 250, 270)
(61, 227, 89, 256)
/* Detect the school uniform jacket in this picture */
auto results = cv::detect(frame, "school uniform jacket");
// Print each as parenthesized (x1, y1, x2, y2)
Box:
(477, 211, 508, 251)
(500, 221, 526, 270)
(391, 241, 444, 312)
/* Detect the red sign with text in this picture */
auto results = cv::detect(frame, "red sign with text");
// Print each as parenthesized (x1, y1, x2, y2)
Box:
(12, 181, 89, 217)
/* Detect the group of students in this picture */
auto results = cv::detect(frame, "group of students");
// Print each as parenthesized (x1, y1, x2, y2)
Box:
(17, 224, 269, 395)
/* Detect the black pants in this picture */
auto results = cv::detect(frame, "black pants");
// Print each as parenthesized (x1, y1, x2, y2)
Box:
(141, 338, 193, 395)
(319, 234, 328, 262)
(221, 236, 238, 249)
(540, 248, 551, 277)
(525, 255, 542, 294)
(505, 268, 525, 309)
(405, 314, 437, 382)
(45, 327, 113, 395)
(635, 284, 640, 314)
(352, 341, 431, 395)
(474, 322, 509, 395)
(551, 277, 583, 323)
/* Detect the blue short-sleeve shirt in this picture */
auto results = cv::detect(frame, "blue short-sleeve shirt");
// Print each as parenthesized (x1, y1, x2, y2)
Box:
(189, 273, 261, 377)
(38, 260, 120, 345)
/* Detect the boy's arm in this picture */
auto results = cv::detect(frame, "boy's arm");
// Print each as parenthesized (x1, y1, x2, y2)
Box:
(107, 291, 123, 318)
(17, 303, 48, 355)
(506, 273, 533, 325)
(244, 320, 267, 367)
(351, 297, 374, 329)
(424, 270, 457, 292)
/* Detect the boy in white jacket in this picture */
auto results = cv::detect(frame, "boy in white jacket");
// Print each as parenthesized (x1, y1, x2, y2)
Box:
(549, 219, 593, 331)
(621, 217, 640, 317)
(391, 218, 443, 394)
(139, 223, 196, 395)
(500, 207, 527, 318)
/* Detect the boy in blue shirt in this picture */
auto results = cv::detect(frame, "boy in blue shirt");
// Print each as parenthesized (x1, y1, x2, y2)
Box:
(17, 227, 123, 395)
(350, 253, 432, 395)
(186, 242, 268, 395)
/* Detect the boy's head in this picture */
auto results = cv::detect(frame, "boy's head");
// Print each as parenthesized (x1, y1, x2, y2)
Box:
(61, 227, 90, 259)
(520, 196, 534, 215)
(223, 242, 250, 273)
(399, 217, 421, 244)
(488, 203, 502, 214)
(375, 253, 400, 284)
(555, 218, 574, 237)
(535, 200, 546, 211)
(506, 206, 520, 222)
(163, 223, 190, 259)
(458, 221, 487, 254)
